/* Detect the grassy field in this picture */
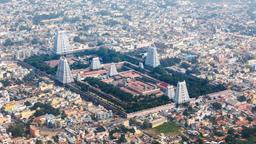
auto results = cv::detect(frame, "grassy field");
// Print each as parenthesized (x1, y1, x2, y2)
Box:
(145, 122, 181, 137)
(154, 122, 181, 134)
(246, 136, 256, 144)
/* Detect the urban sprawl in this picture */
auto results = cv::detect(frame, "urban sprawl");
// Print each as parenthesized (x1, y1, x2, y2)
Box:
(0, 0, 256, 144)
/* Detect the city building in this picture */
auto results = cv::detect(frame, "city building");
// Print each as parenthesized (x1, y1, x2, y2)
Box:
(56, 57, 74, 84)
(133, 114, 168, 128)
(94, 110, 113, 120)
(174, 81, 190, 104)
(29, 125, 40, 137)
(91, 57, 102, 70)
(54, 31, 71, 55)
(0, 90, 10, 109)
(145, 46, 160, 68)
(145, 115, 168, 128)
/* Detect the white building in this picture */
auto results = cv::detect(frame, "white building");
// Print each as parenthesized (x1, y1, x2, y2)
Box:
(108, 63, 118, 77)
(174, 81, 190, 104)
(95, 110, 113, 120)
(54, 31, 71, 55)
(0, 90, 10, 109)
(91, 57, 102, 70)
(145, 46, 160, 68)
(56, 57, 74, 84)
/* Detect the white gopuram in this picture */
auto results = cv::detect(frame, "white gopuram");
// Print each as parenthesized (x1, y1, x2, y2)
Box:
(145, 46, 160, 68)
(54, 31, 71, 55)
(56, 57, 74, 84)
(108, 63, 118, 77)
(91, 57, 102, 70)
(174, 81, 190, 104)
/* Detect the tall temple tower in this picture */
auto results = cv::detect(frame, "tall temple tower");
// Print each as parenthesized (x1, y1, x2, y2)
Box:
(174, 81, 190, 104)
(91, 57, 102, 70)
(56, 57, 74, 84)
(145, 46, 160, 68)
(54, 31, 71, 55)
(108, 63, 118, 77)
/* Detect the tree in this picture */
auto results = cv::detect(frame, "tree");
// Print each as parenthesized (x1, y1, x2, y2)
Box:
(211, 102, 222, 111)
(109, 131, 116, 140)
(24, 54, 59, 75)
(3, 38, 14, 46)
(52, 135, 59, 142)
(46, 140, 54, 144)
(227, 128, 235, 135)
(0, 79, 11, 87)
(129, 128, 135, 134)
(160, 57, 181, 67)
(237, 96, 246, 102)
(241, 126, 255, 138)
(214, 130, 225, 137)
(7, 122, 26, 137)
(36, 140, 44, 144)
(225, 135, 236, 144)
(240, 126, 256, 143)
(247, 116, 253, 122)
(31, 38, 41, 45)
(180, 62, 191, 69)
(31, 102, 60, 117)
(252, 106, 256, 114)
(70, 62, 89, 69)
(117, 134, 127, 144)
(197, 133, 204, 144)
(152, 141, 161, 144)
(198, 138, 204, 144)
(73, 36, 80, 43)
(151, 66, 226, 98)
(24, 101, 32, 106)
